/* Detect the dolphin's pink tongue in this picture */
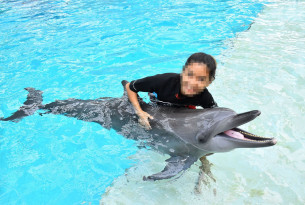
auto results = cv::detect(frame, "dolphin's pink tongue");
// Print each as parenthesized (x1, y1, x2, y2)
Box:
(224, 130, 244, 139)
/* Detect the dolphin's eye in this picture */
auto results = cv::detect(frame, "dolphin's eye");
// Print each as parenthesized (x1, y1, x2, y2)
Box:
(199, 138, 206, 143)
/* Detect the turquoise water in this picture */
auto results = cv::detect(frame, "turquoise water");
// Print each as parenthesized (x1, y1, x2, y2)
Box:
(1, 0, 304, 204)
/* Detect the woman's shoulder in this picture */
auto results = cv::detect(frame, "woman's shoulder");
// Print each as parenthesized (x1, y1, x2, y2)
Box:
(199, 88, 218, 108)
(153, 73, 180, 81)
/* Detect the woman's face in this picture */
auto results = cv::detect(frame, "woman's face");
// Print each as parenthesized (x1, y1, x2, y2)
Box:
(181, 62, 211, 96)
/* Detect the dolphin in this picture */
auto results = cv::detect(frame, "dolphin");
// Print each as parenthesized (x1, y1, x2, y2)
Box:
(0, 81, 277, 181)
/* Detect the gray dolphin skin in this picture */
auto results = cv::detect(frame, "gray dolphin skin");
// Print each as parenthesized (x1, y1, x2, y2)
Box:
(1, 81, 277, 181)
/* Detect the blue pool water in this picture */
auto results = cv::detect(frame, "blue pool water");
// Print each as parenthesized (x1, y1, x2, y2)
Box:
(1, 0, 305, 204)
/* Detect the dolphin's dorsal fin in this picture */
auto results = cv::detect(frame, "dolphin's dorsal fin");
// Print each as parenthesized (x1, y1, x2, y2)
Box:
(121, 80, 129, 96)
(143, 155, 198, 181)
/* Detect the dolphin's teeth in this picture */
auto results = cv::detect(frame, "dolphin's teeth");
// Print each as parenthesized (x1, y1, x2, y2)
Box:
(236, 130, 271, 142)
(239, 131, 270, 139)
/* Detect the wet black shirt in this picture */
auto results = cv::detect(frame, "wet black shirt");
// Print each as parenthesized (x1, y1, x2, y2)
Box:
(129, 73, 217, 108)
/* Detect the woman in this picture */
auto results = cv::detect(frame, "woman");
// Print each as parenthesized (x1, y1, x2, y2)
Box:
(125, 52, 217, 129)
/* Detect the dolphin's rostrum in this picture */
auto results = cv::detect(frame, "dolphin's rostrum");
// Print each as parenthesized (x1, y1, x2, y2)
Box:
(0, 81, 277, 181)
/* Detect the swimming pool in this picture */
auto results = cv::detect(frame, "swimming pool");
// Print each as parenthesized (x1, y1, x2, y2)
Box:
(1, 0, 304, 204)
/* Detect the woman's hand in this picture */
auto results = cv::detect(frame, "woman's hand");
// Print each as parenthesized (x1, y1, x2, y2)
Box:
(137, 111, 154, 130)
(125, 82, 154, 130)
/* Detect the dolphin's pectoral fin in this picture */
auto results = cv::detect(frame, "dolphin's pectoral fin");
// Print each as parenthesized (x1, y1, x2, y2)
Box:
(143, 155, 198, 181)
(1, 88, 43, 122)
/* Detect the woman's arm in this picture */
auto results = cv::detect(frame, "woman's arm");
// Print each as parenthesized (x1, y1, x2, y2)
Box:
(125, 83, 153, 129)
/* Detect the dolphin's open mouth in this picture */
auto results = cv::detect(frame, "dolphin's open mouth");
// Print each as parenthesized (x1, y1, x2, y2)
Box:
(195, 109, 277, 147)
(222, 128, 277, 145)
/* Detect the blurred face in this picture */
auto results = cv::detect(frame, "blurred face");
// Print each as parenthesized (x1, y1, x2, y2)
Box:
(181, 62, 211, 96)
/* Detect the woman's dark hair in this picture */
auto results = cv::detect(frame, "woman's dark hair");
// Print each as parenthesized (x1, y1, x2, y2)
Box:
(183, 52, 217, 81)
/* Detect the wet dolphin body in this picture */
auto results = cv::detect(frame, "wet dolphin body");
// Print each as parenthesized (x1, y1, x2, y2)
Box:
(1, 81, 277, 180)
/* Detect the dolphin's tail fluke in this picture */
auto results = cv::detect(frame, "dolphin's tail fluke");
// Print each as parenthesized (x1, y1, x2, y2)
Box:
(0, 88, 43, 122)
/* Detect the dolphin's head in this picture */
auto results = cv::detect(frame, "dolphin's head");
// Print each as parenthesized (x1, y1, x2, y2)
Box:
(194, 108, 277, 152)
